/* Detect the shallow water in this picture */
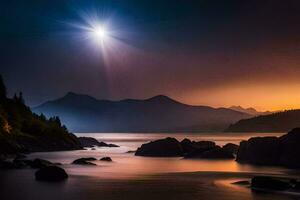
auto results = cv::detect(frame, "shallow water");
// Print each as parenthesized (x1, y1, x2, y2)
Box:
(1, 132, 299, 200)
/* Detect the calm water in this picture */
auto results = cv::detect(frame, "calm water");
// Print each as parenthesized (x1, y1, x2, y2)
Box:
(24, 132, 290, 178)
(2, 132, 299, 200)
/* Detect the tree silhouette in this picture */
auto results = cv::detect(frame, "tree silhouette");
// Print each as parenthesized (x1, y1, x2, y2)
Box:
(0, 75, 7, 100)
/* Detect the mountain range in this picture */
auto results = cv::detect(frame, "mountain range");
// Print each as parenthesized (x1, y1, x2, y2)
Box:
(33, 92, 251, 133)
(229, 106, 272, 116)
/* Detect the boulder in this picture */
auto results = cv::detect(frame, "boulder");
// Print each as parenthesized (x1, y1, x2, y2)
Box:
(222, 143, 239, 154)
(72, 157, 97, 165)
(199, 147, 235, 159)
(135, 137, 183, 157)
(236, 128, 300, 168)
(100, 157, 112, 162)
(180, 138, 195, 154)
(251, 176, 291, 191)
(278, 128, 300, 168)
(193, 141, 216, 149)
(35, 166, 68, 182)
(184, 143, 218, 158)
(236, 137, 279, 165)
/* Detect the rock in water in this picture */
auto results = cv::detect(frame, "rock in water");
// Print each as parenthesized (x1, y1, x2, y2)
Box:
(72, 157, 97, 165)
(222, 143, 239, 154)
(278, 128, 300, 168)
(78, 137, 101, 147)
(199, 147, 235, 159)
(236, 128, 300, 168)
(180, 138, 195, 154)
(78, 137, 119, 148)
(35, 166, 68, 182)
(135, 137, 183, 157)
(251, 176, 291, 191)
(236, 137, 279, 165)
(100, 157, 112, 162)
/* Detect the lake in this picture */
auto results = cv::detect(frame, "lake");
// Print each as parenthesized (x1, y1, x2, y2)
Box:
(1, 132, 299, 200)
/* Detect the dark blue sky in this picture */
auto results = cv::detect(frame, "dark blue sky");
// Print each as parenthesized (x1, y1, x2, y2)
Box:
(1, 0, 300, 110)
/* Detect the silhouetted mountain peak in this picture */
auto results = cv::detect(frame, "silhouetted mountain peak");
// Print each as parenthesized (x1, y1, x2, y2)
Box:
(33, 93, 251, 132)
(229, 105, 271, 116)
(147, 95, 181, 104)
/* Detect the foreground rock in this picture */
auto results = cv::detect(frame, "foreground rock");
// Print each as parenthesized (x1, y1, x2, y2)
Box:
(100, 157, 112, 162)
(251, 176, 291, 191)
(72, 157, 97, 165)
(237, 128, 300, 168)
(35, 166, 68, 182)
(78, 137, 119, 148)
(135, 137, 183, 157)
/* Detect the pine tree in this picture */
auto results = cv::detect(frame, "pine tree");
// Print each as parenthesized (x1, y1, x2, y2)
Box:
(18, 92, 25, 104)
(0, 75, 7, 100)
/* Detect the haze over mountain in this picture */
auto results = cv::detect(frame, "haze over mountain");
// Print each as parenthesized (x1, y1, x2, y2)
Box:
(33, 92, 251, 133)
(225, 109, 300, 132)
(229, 106, 272, 116)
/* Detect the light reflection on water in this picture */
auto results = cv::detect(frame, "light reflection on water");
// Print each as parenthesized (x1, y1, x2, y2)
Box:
(3, 132, 299, 200)
(26, 132, 290, 179)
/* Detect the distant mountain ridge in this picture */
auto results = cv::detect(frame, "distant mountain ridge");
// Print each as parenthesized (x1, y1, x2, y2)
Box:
(225, 109, 300, 132)
(33, 92, 251, 133)
(229, 106, 272, 116)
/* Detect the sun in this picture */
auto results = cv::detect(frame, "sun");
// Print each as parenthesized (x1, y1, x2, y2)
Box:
(91, 25, 108, 43)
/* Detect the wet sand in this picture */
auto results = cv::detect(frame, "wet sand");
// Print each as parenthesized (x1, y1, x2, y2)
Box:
(1, 169, 298, 200)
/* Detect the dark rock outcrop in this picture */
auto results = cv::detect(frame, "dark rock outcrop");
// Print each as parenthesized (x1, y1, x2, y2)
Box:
(135, 137, 183, 157)
(222, 143, 239, 154)
(184, 141, 218, 158)
(180, 138, 195, 154)
(100, 157, 112, 162)
(181, 139, 217, 155)
(236, 128, 300, 168)
(78, 137, 119, 148)
(199, 147, 235, 159)
(35, 166, 68, 182)
(72, 157, 97, 165)
(278, 128, 300, 168)
(251, 176, 291, 191)
(135, 138, 235, 159)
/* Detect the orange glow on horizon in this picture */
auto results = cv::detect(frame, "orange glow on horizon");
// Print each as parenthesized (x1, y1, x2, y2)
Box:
(176, 82, 300, 112)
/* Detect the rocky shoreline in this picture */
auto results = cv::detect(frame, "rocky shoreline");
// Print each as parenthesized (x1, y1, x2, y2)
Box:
(135, 128, 300, 169)
(135, 137, 238, 159)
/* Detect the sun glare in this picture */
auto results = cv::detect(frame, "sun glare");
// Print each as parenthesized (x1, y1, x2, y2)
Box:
(92, 25, 108, 42)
